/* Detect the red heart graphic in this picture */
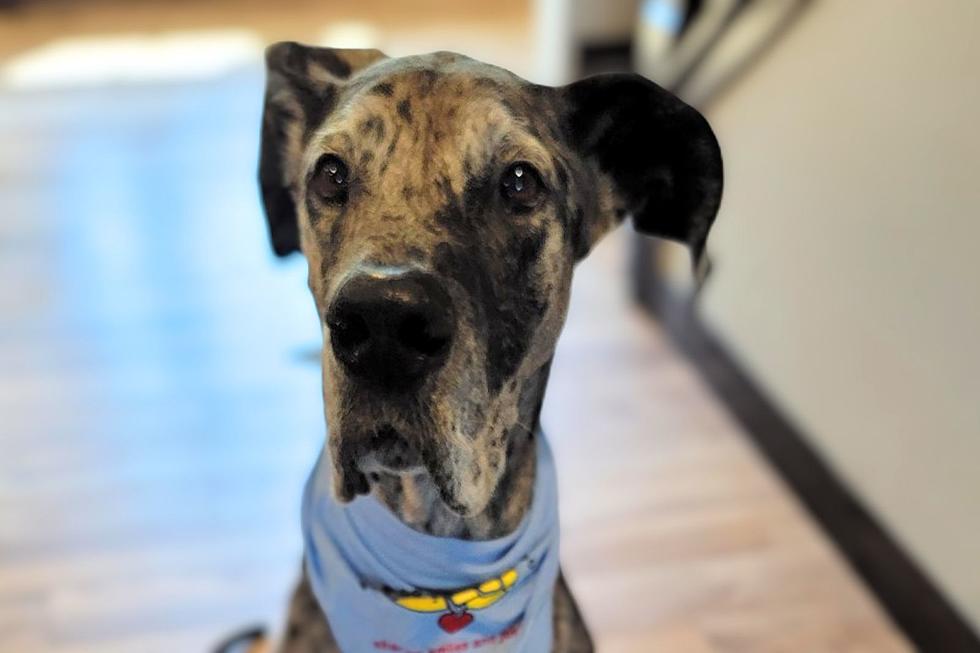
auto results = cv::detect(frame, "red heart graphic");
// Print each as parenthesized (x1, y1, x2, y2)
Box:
(438, 611, 474, 634)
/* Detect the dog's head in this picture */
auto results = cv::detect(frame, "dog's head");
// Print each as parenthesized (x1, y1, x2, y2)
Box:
(258, 44, 722, 516)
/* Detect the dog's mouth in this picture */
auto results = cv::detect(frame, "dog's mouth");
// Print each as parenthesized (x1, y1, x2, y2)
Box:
(331, 402, 498, 516)
(357, 424, 424, 475)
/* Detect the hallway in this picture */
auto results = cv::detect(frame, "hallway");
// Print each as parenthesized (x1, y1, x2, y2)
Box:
(0, 4, 912, 651)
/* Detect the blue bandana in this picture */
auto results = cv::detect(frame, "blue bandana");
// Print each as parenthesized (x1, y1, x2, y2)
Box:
(301, 432, 560, 652)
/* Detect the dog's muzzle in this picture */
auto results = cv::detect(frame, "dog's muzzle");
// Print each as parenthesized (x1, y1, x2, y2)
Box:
(326, 270, 455, 389)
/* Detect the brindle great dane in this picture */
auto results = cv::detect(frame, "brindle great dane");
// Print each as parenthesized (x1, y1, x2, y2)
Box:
(223, 42, 722, 653)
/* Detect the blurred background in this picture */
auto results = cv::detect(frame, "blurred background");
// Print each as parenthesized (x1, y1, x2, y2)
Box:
(0, 0, 977, 651)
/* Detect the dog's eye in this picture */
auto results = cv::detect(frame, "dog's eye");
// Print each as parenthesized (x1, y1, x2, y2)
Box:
(500, 162, 543, 211)
(311, 154, 349, 203)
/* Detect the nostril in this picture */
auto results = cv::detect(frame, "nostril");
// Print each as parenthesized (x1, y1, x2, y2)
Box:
(397, 311, 450, 357)
(329, 311, 370, 353)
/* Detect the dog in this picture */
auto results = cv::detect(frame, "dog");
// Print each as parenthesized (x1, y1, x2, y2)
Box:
(238, 42, 722, 653)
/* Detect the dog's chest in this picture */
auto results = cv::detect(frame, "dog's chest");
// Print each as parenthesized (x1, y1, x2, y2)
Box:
(301, 433, 561, 652)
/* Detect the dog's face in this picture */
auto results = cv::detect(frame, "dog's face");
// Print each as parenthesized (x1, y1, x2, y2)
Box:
(258, 44, 722, 516)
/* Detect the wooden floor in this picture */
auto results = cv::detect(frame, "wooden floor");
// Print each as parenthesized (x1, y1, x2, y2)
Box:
(0, 3, 912, 652)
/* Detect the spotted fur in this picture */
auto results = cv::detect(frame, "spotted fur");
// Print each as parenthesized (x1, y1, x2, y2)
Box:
(253, 43, 723, 653)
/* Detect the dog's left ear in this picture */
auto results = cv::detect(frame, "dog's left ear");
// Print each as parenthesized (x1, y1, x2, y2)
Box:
(259, 42, 388, 256)
(560, 73, 723, 280)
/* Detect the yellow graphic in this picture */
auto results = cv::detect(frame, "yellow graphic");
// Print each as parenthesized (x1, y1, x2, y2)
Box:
(394, 568, 519, 613)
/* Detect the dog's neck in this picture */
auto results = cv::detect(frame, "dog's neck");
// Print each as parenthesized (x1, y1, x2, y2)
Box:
(368, 363, 551, 540)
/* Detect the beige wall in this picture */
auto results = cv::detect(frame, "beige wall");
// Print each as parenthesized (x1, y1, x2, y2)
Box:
(688, 0, 980, 628)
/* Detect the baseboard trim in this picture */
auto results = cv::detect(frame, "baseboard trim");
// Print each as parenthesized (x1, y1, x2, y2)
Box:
(632, 239, 980, 653)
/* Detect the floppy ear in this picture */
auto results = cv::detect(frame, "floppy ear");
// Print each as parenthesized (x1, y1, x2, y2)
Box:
(561, 73, 723, 280)
(258, 42, 387, 256)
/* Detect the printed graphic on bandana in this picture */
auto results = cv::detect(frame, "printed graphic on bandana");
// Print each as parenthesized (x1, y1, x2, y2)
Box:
(374, 620, 522, 652)
(390, 568, 520, 633)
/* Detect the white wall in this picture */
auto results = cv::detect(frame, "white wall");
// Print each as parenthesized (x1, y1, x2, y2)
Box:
(690, 0, 980, 628)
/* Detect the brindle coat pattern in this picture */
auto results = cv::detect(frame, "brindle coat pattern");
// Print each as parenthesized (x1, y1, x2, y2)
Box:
(252, 42, 722, 653)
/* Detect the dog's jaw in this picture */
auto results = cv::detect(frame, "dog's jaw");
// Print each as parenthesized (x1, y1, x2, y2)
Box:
(357, 362, 550, 540)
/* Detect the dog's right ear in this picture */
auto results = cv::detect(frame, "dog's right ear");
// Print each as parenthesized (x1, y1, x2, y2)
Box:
(259, 42, 387, 256)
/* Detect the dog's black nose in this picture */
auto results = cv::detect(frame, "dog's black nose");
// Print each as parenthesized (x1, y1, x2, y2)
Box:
(326, 271, 454, 387)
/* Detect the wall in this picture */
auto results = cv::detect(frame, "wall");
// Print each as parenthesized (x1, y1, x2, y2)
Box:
(688, 0, 980, 629)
